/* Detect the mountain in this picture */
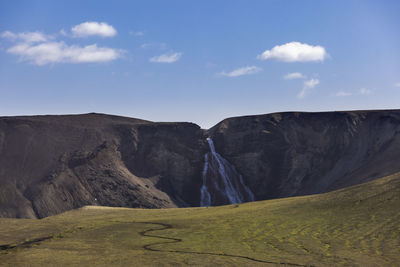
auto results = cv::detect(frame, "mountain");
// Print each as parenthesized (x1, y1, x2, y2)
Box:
(0, 113, 205, 218)
(208, 110, 400, 199)
(1, 110, 400, 218)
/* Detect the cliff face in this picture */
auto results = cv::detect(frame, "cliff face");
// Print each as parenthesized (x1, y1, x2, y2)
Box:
(1, 110, 400, 218)
(0, 113, 205, 218)
(208, 111, 400, 200)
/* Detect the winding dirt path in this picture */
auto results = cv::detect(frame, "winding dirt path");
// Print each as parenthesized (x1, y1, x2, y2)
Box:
(137, 221, 313, 266)
(0, 236, 53, 251)
(0, 221, 314, 266)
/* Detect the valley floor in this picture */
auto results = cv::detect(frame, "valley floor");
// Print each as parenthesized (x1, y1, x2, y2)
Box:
(1, 172, 399, 266)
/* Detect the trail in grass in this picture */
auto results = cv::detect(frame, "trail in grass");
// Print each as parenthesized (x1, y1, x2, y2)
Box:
(0, 221, 312, 266)
(0, 236, 53, 251)
(137, 221, 312, 266)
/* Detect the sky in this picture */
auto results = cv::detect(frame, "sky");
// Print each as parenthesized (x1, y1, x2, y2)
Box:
(0, 0, 399, 128)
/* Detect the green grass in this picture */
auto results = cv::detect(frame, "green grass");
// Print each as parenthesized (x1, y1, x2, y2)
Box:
(1, 172, 400, 266)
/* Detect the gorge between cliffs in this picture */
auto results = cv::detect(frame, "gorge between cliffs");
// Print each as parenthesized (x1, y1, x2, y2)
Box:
(1, 109, 400, 219)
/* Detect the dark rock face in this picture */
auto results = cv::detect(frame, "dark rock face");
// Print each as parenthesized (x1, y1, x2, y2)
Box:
(1, 110, 400, 218)
(208, 111, 400, 200)
(0, 113, 205, 218)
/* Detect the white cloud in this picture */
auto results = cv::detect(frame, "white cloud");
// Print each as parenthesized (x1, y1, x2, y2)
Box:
(0, 31, 15, 39)
(335, 91, 352, 97)
(283, 72, 305, 80)
(60, 29, 67, 36)
(395, 82, 400, 87)
(304, 78, 320, 88)
(71, 22, 117, 37)
(218, 66, 262, 77)
(360, 88, 372, 95)
(130, 31, 144, 37)
(258, 42, 327, 62)
(7, 42, 122, 65)
(2, 27, 122, 65)
(298, 78, 319, 98)
(1, 31, 52, 43)
(149, 52, 182, 63)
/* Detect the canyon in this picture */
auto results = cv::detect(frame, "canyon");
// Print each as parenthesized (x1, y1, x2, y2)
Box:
(1, 110, 400, 218)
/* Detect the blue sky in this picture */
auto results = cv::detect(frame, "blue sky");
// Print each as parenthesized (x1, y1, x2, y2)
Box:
(0, 0, 399, 128)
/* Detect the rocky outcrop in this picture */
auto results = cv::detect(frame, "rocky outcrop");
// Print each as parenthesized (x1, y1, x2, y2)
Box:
(1, 110, 400, 218)
(0, 113, 205, 218)
(208, 110, 400, 200)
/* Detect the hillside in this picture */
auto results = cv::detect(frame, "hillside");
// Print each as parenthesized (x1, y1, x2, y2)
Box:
(0, 113, 205, 218)
(1, 172, 399, 266)
(209, 110, 400, 198)
(1, 110, 400, 218)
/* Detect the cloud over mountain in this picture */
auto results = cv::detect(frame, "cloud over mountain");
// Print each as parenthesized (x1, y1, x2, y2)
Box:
(7, 42, 122, 65)
(1, 22, 122, 65)
(298, 78, 319, 98)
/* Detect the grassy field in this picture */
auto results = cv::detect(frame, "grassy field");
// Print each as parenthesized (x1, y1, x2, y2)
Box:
(1, 173, 399, 266)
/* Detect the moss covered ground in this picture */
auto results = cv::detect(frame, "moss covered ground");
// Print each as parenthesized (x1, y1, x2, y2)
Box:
(1, 172, 399, 266)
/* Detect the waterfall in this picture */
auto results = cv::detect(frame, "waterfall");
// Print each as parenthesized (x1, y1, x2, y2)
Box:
(200, 154, 211, 206)
(207, 138, 242, 204)
(239, 174, 255, 201)
(200, 137, 255, 206)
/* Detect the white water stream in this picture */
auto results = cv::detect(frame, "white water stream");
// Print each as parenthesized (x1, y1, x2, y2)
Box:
(200, 138, 254, 206)
(200, 154, 211, 206)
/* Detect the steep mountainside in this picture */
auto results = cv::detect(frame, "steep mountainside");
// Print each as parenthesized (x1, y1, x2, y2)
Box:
(1, 110, 400, 218)
(0, 113, 205, 218)
(208, 110, 400, 200)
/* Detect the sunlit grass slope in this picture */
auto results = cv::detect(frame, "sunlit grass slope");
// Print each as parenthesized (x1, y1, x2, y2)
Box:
(1, 172, 399, 266)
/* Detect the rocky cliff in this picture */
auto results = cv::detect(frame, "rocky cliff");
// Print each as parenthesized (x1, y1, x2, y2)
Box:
(208, 110, 400, 200)
(0, 113, 205, 218)
(1, 110, 400, 218)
